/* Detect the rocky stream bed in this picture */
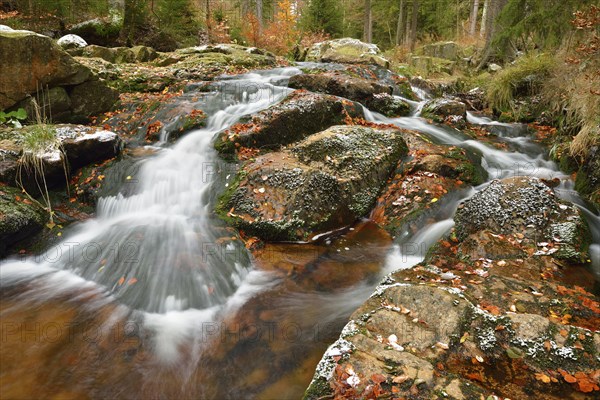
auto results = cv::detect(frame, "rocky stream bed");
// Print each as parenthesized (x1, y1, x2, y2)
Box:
(0, 32, 599, 400)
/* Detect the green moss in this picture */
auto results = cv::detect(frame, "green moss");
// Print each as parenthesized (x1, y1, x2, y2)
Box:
(215, 169, 247, 224)
(213, 133, 237, 158)
(302, 377, 332, 400)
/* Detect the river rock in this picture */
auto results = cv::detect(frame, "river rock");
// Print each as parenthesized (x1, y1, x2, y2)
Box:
(0, 125, 122, 190)
(68, 18, 121, 47)
(421, 97, 467, 122)
(365, 93, 411, 117)
(0, 185, 48, 256)
(288, 73, 391, 103)
(57, 34, 88, 50)
(419, 41, 460, 60)
(69, 80, 119, 120)
(218, 125, 408, 241)
(305, 263, 600, 400)
(287, 73, 410, 117)
(214, 91, 363, 155)
(0, 30, 92, 109)
(455, 177, 591, 263)
(306, 38, 389, 68)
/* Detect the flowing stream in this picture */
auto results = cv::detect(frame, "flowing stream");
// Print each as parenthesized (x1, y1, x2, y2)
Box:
(1, 65, 599, 399)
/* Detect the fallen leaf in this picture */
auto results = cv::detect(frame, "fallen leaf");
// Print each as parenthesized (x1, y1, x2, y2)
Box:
(535, 372, 551, 384)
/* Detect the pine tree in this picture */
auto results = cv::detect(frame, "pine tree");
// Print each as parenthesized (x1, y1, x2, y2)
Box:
(302, 0, 343, 36)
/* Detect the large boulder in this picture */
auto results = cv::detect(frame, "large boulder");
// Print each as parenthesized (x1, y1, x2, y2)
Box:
(69, 80, 119, 120)
(419, 41, 460, 60)
(421, 97, 467, 125)
(288, 73, 392, 103)
(0, 30, 92, 109)
(306, 38, 390, 68)
(0, 185, 48, 256)
(218, 125, 408, 241)
(68, 18, 121, 47)
(455, 177, 591, 263)
(288, 73, 409, 117)
(0, 125, 122, 190)
(214, 91, 363, 155)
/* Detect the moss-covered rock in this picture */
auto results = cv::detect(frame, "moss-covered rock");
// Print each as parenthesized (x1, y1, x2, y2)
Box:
(455, 177, 591, 263)
(0, 185, 47, 256)
(0, 30, 92, 109)
(215, 91, 363, 155)
(288, 73, 391, 103)
(421, 97, 467, 122)
(306, 38, 390, 68)
(366, 93, 411, 117)
(217, 125, 408, 241)
(69, 79, 119, 120)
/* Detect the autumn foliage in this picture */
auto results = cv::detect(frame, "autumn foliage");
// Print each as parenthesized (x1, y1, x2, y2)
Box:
(242, 0, 299, 56)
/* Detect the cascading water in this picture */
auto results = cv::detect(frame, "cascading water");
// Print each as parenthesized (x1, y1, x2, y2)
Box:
(1, 63, 599, 399)
(1, 68, 300, 314)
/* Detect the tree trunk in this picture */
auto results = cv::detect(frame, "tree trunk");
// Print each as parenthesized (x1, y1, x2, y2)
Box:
(205, 0, 212, 38)
(395, 0, 404, 46)
(120, 0, 137, 46)
(405, 0, 411, 46)
(478, 0, 508, 68)
(480, 0, 488, 37)
(469, 0, 480, 36)
(409, 0, 419, 51)
(256, 0, 263, 29)
(363, 0, 372, 43)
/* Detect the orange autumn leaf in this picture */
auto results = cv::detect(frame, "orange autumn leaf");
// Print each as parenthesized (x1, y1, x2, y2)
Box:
(118, 276, 125, 285)
(535, 372, 552, 383)
(558, 369, 577, 383)
(128, 278, 138, 285)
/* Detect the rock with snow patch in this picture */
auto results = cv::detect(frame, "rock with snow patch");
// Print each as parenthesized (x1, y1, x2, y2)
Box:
(57, 34, 88, 49)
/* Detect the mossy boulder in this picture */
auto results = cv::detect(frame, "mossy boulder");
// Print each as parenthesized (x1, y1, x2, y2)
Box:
(68, 18, 121, 47)
(421, 98, 467, 121)
(288, 73, 410, 117)
(0, 185, 48, 256)
(365, 93, 411, 117)
(288, 73, 391, 103)
(0, 125, 122, 190)
(418, 41, 461, 60)
(0, 30, 92, 109)
(455, 177, 591, 263)
(215, 91, 363, 155)
(218, 125, 408, 241)
(306, 38, 390, 68)
(69, 80, 119, 120)
(176, 44, 277, 68)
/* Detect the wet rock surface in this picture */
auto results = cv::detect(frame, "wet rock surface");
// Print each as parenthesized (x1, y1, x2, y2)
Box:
(421, 97, 468, 126)
(215, 90, 363, 155)
(218, 125, 408, 241)
(456, 177, 591, 263)
(288, 73, 411, 117)
(0, 124, 122, 192)
(305, 177, 599, 400)
(0, 185, 47, 256)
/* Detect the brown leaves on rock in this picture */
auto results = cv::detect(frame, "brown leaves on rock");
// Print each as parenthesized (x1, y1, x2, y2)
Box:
(557, 369, 600, 393)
